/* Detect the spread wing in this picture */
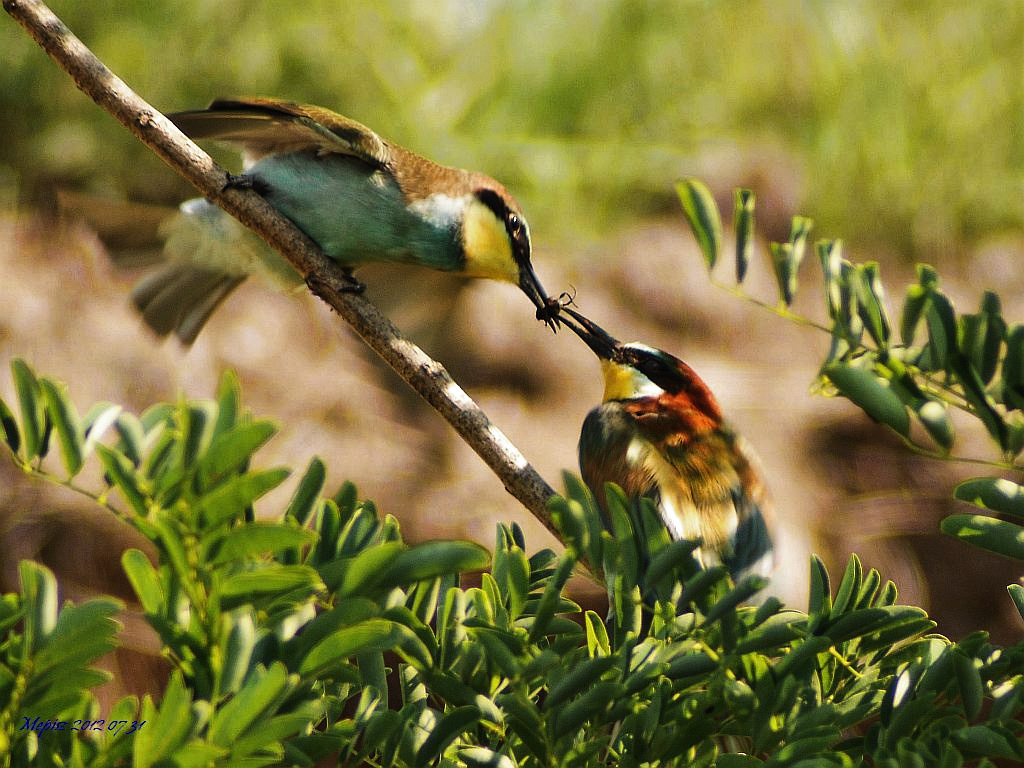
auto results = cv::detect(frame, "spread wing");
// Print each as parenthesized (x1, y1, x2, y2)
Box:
(169, 97, 391, 168)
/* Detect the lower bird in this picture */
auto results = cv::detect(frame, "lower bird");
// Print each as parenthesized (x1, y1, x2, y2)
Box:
(556, 306, 774, 581)
(101, 98, 554, 343)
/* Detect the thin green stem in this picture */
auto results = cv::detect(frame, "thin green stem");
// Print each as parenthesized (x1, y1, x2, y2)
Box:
(712, 279, 836, 336)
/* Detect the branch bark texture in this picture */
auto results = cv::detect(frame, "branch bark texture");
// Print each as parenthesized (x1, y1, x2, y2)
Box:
(3, 0, 560, 534)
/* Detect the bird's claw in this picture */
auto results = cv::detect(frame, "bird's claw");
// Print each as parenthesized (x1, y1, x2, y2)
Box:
(223, 173, 271, 195)
(339, 270, 367, 295)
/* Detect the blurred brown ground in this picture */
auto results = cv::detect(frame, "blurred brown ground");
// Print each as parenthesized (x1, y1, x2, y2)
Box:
(1, 177, 1022, 704)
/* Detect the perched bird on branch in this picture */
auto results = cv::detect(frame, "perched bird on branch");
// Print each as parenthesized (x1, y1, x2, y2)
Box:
(91, 97, 555, 343)
(557, 305, 774, 581)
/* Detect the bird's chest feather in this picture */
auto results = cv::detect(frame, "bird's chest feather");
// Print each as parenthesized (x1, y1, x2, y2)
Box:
(581, 399, 743, 549)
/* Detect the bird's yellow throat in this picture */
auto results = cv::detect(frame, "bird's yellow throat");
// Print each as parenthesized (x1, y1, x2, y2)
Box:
(460, 196, 519, 283)
(600, 360, 663, 402)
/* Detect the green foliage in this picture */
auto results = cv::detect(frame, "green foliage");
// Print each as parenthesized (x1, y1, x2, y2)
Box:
(1, 361, 1023, 766)
(4, 2, 1023, 254)
(680, 179, 1024, 599)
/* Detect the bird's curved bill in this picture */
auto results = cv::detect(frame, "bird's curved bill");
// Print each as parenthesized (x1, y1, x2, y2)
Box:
(519, 263, 558, 332)
(553, 305, 619, 360)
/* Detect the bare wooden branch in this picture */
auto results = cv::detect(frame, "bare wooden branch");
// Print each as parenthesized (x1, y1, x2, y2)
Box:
(3, 0, 560, 535)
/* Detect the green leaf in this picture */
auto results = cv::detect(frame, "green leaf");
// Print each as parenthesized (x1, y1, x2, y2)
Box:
(197, 420, 278, 490)
(213, 368, 241, 438)
(768, 217, 813, 307)
(219, 609, 256, 695)
(901, 284, 928, 347)
(122, 548, 164, 615)
(81, 401, 122, 457)
(219, 564, 323, 603)
(193, 468, 290, 527)
(941, 514, 1024, 561)
(544, 655, 618, 710)
(133, 673, 196, 768)
(39, 377, 83, 476)
(96, 444, 149, 516)
(952, 353, 1009, 452)
(716, 756, 764, 767)
(824, 605, 929, 645)
(665, 651, 718, 680)
(493, 539, 530, 619)
(925, 291, 957, 372)
(831, 553, 862, 616)
(676, 177, 722, 270)
(457, 746, 516, 768)
(20, 560, 58, 652)
(230, 708, 320, 760)
(914, 399, 955, 452)
(528, 550, 576, 642)
(318, 541, 405, 595)
(285, 456, 326, 526)
(415, 705, 479, 766)
(818, 239, 844, 322)
(823, 362, 910, 436)
(733, 616, 805, 654)
(959, 292, 1005, 385)
(208, 661, 291, 747)
(1000, 324, 1024, 411)
(32, 597, 121, 674)
(788, 216, 813, 268)
(808, 555, 832, 623)
(950, 724, 1024, 761)
(770, 242, 798, 306)
(113, 411, 147, 466)
(584, 610, 610, 657)
(734, 188, 755, 283)
(0, 395, 19, 454)
(377, 540, 490, 588)
(642, 538, 700, 594)
(854, 261, 891, 348)
(208, 522, 316, 564)
(300, 619, 405, 677)
(1008, 584, 1024, 620)
(702, 575, 768, 626)
(954, 477, 1024, 520)
(11, 358, 46, 460)
(552, 680, 623, 737)
(498, 692, 548, 760)
(954, 650, 983, 720)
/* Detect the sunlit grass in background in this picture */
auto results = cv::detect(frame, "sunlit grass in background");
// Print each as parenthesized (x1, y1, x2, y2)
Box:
(3, 0, 1021, 261)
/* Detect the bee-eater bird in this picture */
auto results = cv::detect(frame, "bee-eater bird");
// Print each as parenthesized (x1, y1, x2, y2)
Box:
(128, 97, 553, 343)
(556, 306, 774, 580)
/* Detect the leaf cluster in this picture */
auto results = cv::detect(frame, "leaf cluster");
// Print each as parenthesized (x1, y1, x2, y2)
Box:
(0, 361, 1022, 766)
(677, 178, 1024, 586)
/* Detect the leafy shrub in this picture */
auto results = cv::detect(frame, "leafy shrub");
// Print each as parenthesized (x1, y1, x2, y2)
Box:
(0, 360, 1021, 766)
(678, 179, 1024, 611)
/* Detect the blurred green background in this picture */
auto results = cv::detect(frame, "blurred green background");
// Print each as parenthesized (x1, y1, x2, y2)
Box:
(2, 1, 1024, 651)
(3, 0, 1022, 258)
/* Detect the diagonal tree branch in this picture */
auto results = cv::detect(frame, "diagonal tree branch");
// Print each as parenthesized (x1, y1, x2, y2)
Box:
(3, 0, 560, 536)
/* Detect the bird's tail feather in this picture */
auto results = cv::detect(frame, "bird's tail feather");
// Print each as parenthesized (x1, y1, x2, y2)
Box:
(59, 192, 298, 344)
(132, 265, 246, 344)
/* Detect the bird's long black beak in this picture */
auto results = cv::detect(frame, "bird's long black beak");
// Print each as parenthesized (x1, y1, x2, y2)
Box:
(552, 305, 620, 361)
(518, 261, 559, 332)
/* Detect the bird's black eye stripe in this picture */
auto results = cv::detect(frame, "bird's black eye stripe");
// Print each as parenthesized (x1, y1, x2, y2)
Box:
(627, 350, 684, 392)
(475, 188, 508, 221)
(475, 188, 530, 260)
